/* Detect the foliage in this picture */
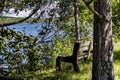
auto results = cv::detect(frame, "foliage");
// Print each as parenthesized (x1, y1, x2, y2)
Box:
(0, 28, 44, 77)
(112, 0, 120, 40)
(52, 1, 93, 42)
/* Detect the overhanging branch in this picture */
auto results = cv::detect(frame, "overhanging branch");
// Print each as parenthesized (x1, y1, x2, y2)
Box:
(0, 3, 40, 27)
(82, 0, 102, 18)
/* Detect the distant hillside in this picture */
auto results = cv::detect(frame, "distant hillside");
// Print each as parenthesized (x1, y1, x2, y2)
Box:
(0, 17, 43, 24)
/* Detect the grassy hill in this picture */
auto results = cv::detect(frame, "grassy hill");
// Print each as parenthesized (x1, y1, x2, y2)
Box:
(0, 17, 42, 24)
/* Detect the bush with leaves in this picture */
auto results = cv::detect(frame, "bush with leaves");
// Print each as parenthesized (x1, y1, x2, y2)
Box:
(0, 28, 43, 77)
(112, 0, 120, 41)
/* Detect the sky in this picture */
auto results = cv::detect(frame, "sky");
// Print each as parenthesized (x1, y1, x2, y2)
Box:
(1, 8, 32, 18)
(0, 1, 58, 18)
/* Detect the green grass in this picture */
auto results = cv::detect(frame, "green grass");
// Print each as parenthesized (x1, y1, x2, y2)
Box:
(32, 42, 120, 80)
(114, 42, 120, 80)
(8, 42, 120, 80)
(27, 60, 120, 80)
(30, 62, 92, 80)
(114, 61, 120, 80)
(0, 17, 43, 24)
(35, 61, 120, 80)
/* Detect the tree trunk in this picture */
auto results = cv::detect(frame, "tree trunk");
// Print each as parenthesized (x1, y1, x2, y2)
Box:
(92, 0, 114, 80)
(56, 0, 81, 72)
(73, 0, 80, 72)
(74, 0, 80, 41)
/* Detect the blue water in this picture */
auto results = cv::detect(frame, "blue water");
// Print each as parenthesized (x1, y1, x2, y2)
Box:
(1, 23, 58, 69)
(7, 23, 42, 36)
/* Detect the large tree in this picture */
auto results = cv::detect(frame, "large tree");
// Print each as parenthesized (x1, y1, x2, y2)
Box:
(0, 0, 115, 79)
(92, 0, 114, 80)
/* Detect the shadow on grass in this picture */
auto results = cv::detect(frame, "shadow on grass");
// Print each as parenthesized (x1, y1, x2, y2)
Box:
(43, 72, 73, 80)
(40, 67, 73, 80)
(40, 62, 92, 80)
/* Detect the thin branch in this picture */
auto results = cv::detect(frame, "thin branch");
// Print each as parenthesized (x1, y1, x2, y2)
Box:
(83, 0, 93, 5)
(82, 0, 103, 18)
(0, 3, 40, 27)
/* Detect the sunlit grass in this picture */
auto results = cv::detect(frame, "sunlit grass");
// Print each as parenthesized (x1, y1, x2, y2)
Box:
(37, 60, 120, 80)
(114, 42, 120, 80)
(37, 42, 120, 80)
(114, 61, 120, 80)
(22, 42, 120, 80)
(25, 59, 120, 80)
(32, 61, 92, 80)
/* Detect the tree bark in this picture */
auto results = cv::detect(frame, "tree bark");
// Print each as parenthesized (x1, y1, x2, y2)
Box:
(92, 0, 114, 80)
(74, 0, 80, 41)
(56, 0, 81, 72)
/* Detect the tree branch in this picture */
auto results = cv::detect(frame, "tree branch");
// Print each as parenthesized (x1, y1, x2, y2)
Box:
(83, 0, 93, 5)
(82, 0, 103, 18)
(0, 3, 40, 27)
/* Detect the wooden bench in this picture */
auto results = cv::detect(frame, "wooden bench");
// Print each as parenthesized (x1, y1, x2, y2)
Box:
(78, 41, 93, 60)
(56, 41, 93, 72)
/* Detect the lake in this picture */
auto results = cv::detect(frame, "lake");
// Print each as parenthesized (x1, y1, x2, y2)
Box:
(7, 23, 42, 36)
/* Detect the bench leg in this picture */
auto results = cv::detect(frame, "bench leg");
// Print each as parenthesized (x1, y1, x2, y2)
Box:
(56, 56, 80, 72)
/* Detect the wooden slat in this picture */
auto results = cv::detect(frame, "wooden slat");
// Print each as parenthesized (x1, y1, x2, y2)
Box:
(77, 41, 93, 60)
